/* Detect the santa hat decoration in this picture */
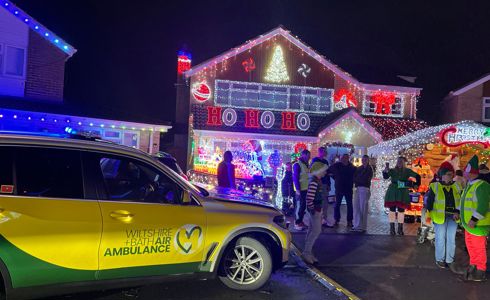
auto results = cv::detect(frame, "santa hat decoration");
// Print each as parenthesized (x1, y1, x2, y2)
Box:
(438, 161, 455, 177)
(465, 155, 480, 175)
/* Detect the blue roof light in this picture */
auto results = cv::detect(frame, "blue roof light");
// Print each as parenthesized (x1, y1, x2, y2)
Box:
(54, 39, 59, 43)
(44, 32, 50, 37)
(24, 18, 29, 22)
(34, 25, 39, 30)
(4, 3, 9, 7)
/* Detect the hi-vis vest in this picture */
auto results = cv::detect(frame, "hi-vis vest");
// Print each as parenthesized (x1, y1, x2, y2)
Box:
(294, 160, 309, 192)
(429, 182, 462, 225)
(461, 179, 490, 232)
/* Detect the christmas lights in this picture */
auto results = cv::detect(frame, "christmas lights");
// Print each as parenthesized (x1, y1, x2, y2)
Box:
(260, 111, 275, 129)
(296, 113, 311, 131)
(222, 108, 237, 126)
(177, 51, 192, 74)
(1, 1, 76, 56)
(334, 89, 358, 109)
(364, 117, 428, 141)
(264, 45, 289, 83)
(242, 57, 256, 73)
(214, 79, 333, 114)
(192, 82, 211, 102)
(297, 63, 311, 78)
(275, 163, 286, 209)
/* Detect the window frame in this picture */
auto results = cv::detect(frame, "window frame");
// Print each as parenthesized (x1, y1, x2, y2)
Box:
(87, 151, 195, 206)
(362, 93, 404, 118)
(2, 44, 27, 78)
(7, 145, 87, 201)
(482, 97, 490, 122)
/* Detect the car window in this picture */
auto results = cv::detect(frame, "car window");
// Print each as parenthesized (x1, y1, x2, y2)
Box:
(15, 147, 84, 199)
(98, 155, 184, 205)
(0, 147, 14, 195)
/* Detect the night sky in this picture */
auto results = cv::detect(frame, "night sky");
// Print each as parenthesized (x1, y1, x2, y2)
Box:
(13, 0, 490, 124)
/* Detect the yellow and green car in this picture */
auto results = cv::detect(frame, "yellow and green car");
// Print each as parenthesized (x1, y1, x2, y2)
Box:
(0, 132, 291, 299)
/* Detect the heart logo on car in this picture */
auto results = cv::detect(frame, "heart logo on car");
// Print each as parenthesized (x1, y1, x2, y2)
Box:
(175, 224, 203, 255)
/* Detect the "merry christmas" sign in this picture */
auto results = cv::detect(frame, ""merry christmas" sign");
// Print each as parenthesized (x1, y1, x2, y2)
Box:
(439, 125, 490, 148)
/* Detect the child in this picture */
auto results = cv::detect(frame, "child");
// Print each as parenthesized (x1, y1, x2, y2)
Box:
(302, 163, 328, 264)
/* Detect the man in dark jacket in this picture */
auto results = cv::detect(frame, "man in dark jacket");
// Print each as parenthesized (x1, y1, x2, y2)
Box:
(281, 162, 294, 216)
(328, 153, 356, 227)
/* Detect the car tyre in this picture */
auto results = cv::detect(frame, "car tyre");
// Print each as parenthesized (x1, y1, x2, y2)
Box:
(218, 236, 272, 291)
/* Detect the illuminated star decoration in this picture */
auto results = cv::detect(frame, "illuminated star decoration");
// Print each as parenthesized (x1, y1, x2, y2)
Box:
(334, 89, 358, 110)
(371, 91, 396, 114)
(297, 63, 311, 78)
(242, 57, 256, 72)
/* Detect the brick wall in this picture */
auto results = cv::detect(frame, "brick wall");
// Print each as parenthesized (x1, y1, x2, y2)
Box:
(455, 84, 483, 121)
(25, 29, 68, 101)
(441, 95, 459, 123)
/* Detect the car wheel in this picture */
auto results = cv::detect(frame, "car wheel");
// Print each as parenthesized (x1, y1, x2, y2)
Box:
(218, 236, 272, 291)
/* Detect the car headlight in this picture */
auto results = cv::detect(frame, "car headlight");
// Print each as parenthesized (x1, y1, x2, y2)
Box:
(273, 215, 289, 229)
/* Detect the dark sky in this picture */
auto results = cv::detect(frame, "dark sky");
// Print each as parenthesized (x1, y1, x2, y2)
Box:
(14, 0, 490, 124)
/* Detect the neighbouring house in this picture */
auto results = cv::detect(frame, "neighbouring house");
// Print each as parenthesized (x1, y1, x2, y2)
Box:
(442, 73, 490, 124)
(0, 1, 171, 153)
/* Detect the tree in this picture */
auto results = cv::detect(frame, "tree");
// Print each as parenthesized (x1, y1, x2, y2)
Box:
(264, 45, 289, 83)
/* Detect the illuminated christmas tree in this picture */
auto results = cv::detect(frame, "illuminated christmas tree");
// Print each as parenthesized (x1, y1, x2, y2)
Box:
(264, 45, 289, 83)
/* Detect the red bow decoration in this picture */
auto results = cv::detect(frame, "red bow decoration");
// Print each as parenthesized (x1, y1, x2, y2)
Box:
(371, 91, 396, 114)
(242, 58, 256, 73)
(333, 89, 358, 109)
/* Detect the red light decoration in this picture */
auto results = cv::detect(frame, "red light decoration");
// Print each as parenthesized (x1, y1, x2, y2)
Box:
(334, 89, 358, 109)
(192, 83, 211, 102)
(294, 142, 308, 154)
(206, 106, 222, 126)
(365, 117, 428, 140)
(242, 58, 256, 73)
(439, 126, 490, 148)
(371, 91, 396, 114)
(281, 112, 296, 130)
(177, 55, 191, 74)
(244, 109, 260, 128)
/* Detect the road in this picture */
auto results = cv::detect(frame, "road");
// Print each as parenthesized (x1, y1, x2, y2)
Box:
(292, 231, 490, 300)
(57, 258, 347, 300)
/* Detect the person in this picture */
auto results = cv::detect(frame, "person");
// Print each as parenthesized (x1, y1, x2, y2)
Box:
(281, 162, 295, 216)
(383, 157, 421, 235)
(352, 155, 373, 232)
(455, 155, 490, 282)
(425, 162, 462, 270)
(217, 151, 235, 188)
(328, 153, 356, 227)
(302, 163, 328, 264)
(453, 169, 467, 188)
(310, 147, 331, 227)
(293, 149, 311, 231)
(478, 163, 490, 184)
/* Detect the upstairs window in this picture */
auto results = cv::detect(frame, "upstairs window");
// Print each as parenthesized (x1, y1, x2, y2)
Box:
(4, 46, 25, 77)
(483, 98, 490, 122)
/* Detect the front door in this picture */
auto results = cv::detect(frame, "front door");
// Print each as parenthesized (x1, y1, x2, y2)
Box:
(0, 146, 101, 288)
(84, 152, 206, 280)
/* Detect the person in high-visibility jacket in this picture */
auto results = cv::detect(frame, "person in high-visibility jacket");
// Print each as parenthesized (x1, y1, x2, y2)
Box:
(425, 162, 462, 271)
(455, 155, 490, 282)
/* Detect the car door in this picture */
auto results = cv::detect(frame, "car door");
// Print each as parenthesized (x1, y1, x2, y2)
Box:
(84, 152, 207, 280)
(0, 146, 101, 289)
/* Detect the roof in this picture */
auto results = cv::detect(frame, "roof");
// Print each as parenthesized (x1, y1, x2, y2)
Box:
(0, 95, 171, 127)
(364, 116, 429, 141)
(1, 1, 76, 57)
(185, 26, 421, 94)
(338, 62, 420, 88)
(367, 120, 485, 156)
(449, 73, 490, 96)
(316, 107, 383, 142)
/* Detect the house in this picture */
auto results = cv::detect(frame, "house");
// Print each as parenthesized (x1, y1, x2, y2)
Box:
(442, 73, 490, 124)
(175, 26, 427, 178)
(0, 1, 171, 153)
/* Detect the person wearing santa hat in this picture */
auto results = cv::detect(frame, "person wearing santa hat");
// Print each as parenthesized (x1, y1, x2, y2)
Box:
(425, 162, 462, 270)
(455, 155, 490, 282)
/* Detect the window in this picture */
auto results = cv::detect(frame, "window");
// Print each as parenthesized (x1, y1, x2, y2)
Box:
(483, 98, 490, 122)
(98, 156, 183, 204)
(363, 94, 404, 117)
(215, 79, 333, 113)
(0, 147, 14, 194)
(15, 148, 84, 199)
(5, 46, 25, 77)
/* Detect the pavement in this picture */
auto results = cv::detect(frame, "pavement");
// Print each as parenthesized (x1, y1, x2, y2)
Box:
(59, 254, 347, 300)
(291, 204, 490, 300)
